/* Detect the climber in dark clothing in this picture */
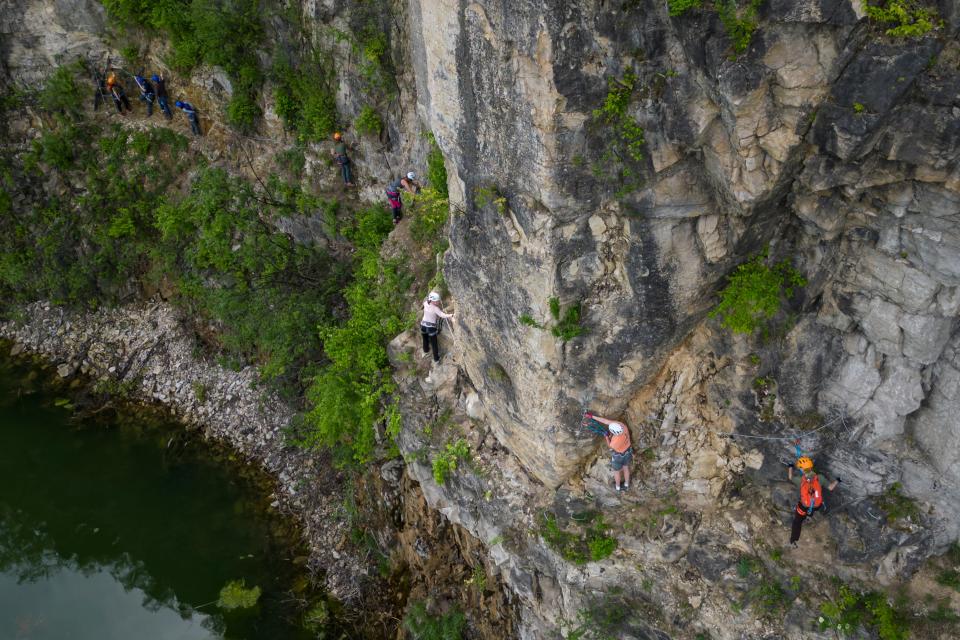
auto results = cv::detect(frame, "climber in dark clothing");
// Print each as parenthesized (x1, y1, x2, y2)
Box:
(152, 74, 172, 119)
(106, 73, 131, 114)
(330, 132, 354, 186)
(385, 172, 420, 224)
(175, 100, 201, 136)
(788, 456, 840, 547)
(134, 74, 155, 116)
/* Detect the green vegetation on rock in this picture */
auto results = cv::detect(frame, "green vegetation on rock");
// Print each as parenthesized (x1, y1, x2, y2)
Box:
(403, 601, 465, 640)
(710, 250, 806, 335)
(426, 132, 449, 199)
(272, 53, 339, 141)
(548, 297, 585, 341)
(716, 0, 763, 54)
(101, 0, 264, 131)
(354, 104, 383, 137)
(299, 205, 412, 465)
(431, 439, 471, 485)
(591, 71, 646, 196)
(862, 0, 939, 38)
(667, 0, 703, 17)
(819, 583, 910, 640)
(540, 511, 617, 565)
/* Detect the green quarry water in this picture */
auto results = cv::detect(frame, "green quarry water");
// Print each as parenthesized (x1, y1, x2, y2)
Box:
(0, 354, 344, 639)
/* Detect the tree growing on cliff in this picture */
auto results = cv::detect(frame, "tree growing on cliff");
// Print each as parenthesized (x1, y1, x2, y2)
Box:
(710, 251, 806, 335)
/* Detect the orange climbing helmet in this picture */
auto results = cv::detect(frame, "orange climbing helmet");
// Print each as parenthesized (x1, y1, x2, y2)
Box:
(796, 456, 814, 471)
(333, 131, 342, 141)
(106, 73, 116, 87)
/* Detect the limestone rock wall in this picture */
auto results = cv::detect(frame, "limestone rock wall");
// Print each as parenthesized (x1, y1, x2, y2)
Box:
(411, 0, 960, 511)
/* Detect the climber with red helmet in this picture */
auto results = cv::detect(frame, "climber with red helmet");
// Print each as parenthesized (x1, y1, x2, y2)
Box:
(330, 132, 354, 187)
(588, 414, 632, 492)
(788, 455, 840, 547)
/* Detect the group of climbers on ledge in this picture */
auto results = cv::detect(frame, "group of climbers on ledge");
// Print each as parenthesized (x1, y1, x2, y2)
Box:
(327, 132, 421, 226)
(97, 70, 202, 136)
(583, 411, 842, 546)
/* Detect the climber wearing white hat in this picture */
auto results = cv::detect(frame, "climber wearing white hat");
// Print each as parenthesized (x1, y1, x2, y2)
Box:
(590, 414, 633, 492)
(421, 291, 455, 363)
(385, 172, 421, 224)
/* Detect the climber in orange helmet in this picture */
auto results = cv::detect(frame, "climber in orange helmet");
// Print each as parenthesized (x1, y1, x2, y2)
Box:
(788, 455, 839, 547)
(105, 72, 131, 114)
(330, 132, 354, 187)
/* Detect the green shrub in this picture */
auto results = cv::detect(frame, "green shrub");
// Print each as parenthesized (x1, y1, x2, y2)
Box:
(552, 302, 584, 341)
(862, 0, 939, 38)
(519, 313, 543, 329)
(593, 71, 645, 163)
(432, 439, 471, 485)
(749, 579, 790, 615)
(37, 63, 85, 120)
(154, 167, 342, 386)
(853, 101, 866, 114)
(300, 205, 411, 465)
(710, 250, 806, 335)
(668, 0, 702, 16)
(876, 482, 919, 525)
(820, 585, 910, 640)
(936, 569, 960, 592)
(403, 601, 465, 640)
(562, 589, 632, 640)
(591, 71, 645, 195)
(101, 0, 264, 131)
(426, 132, 448, 198)
(547, 297, 584, 340)
(717, 0, 763, 54)
(410, 187, 450, 246)
(355, 105, 382, 137)
(541, 512, 616, 565)
(587, 516, 617, 561)
(226, 89, 261, 132)
(272, 54, 338, 141)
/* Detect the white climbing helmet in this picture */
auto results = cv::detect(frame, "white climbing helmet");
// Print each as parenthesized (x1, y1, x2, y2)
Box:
(608, 422, 624, 435)
(427, 291, 441, 302)
(406, 171, 417, 180)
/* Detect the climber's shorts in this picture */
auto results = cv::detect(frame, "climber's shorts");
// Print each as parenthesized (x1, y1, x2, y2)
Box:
(610, 447, 632, 471)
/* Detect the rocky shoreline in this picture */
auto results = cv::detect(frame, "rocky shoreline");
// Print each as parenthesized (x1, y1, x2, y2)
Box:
(0, 300, 372, 603)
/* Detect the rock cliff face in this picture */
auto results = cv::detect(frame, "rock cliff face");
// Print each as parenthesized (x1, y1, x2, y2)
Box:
(4, 0, 960, 638)
(412, 0, 960, 497)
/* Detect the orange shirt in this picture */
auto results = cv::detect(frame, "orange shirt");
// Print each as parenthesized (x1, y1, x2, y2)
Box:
(606, 423, 631, 453)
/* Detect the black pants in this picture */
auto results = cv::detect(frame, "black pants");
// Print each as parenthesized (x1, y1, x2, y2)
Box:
(421, 326, 439, 362)
(113, 93, 131, 113)
(790, 503, 822, 543)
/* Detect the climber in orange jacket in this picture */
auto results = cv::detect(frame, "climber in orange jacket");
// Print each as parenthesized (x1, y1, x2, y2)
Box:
(588, 414, 632, 492)
(788, 456, 839, 547)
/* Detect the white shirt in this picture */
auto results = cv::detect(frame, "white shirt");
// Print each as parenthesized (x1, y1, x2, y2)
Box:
(422, 300, 453, 325)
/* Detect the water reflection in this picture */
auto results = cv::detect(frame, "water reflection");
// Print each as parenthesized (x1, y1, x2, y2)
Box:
(0, 356, 334, 640)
